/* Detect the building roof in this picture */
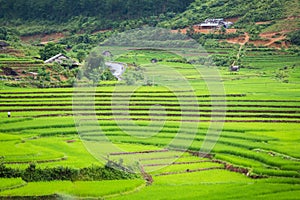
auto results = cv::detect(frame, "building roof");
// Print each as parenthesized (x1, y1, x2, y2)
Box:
(197, 18, 233, 28)
(44, 53, 69, 63)
(44, 53, 79, 66)
(102, 50, 112, 56)
(200, 23, 221, 27)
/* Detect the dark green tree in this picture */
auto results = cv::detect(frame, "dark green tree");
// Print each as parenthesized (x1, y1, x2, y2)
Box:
(76, 50, 86, 63)
(100, 68, 117, 81)
(0, 27, 8, 40)
(39, 42, 66, 60)
(0, 0, 193, 23)
(288, 30, 300, 46)
(83, 50, 105, 85)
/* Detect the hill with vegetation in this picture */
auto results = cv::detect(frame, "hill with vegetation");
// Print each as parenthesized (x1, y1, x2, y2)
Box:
(159, 0, 299, 28)
(0, 0, 299, 41)
(0, 0, 193, 36)
(0, 0, 299, 88)
(0, 0, 193, 22)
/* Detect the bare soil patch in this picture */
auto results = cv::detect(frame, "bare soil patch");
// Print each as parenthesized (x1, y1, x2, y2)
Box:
(255, 21, 272, 25)
(21, 32, 66, 43)
(226, 32, 249, 45)
(172, 27, 237, 35)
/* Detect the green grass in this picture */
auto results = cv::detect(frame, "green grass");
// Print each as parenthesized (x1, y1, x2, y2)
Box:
(111, 170, 300, 200)
(3, 136, 101, 169)
(0, 178, 25, 191)
(111, 182, 300, 200)
(154, 169, 252, 184)
(0, 133, 21, 141)
(0, 179, 144, 197)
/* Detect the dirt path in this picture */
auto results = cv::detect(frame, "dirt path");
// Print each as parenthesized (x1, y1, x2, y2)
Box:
(140, 166, 153, 185)
(105, 62, 127, 81)
(255, 21, 272, 25)
(266, 35, 286, 46)
(232, 32, 249, 66)
(259, 31, 288, 48)
(243, 32, 250, 45)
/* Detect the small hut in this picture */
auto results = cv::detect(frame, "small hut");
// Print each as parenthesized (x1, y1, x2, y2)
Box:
(151, 58, 158, 63)
(0, 41, 9, 49)
(102, 51, 113, 57)
(230, 65, 240, 72)
(196, 18, 233, 29)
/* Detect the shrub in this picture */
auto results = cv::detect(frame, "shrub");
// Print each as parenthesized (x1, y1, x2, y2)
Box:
(288, 30, 300, 46)
(0, 163, 138, 182)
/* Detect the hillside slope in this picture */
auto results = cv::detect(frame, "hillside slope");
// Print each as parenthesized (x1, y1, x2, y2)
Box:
(0, 0, 193, 22)
(159, 0, 299, 29)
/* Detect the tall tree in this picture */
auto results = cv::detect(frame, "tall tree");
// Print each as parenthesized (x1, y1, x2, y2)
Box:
(39, 43, 65, 60)
(83, 50, 105, 85)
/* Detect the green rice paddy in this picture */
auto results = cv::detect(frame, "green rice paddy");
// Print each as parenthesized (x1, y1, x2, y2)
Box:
(0, 48, 299, 199)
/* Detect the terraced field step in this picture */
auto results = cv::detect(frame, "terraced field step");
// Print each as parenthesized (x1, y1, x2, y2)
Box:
(0, 91, 194, 94)
(2, 109, 300, 119)
(1, 64, 44, 67)
(3, 157, 67, 165)
(155, 167, 224, 176)
(3, 99, 300, 103)
(0, 91, 243, 97)
(0, 94, 245, 99)
(4, 107, 298, 114)
(4, 115, 297, 123)
(109, 149, 169, 156)
(0, 63, 43, 65)
(142, 160, 215, 167)
(3, 99, 300, 105)
(7, 107, 300, 114)
(2, 104, 300, 109)
(17, 113, 300, 119)
(2, 107, 299, 116)
(0, 178, 27, 193)
(99, 118, 300, 123)
(139, 156, 180, 161)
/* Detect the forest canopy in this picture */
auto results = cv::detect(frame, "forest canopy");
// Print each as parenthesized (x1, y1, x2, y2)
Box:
(0, 0, 194, 22)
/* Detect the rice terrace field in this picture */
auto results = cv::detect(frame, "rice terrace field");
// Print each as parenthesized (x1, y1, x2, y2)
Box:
(0, 45, 300, 200)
